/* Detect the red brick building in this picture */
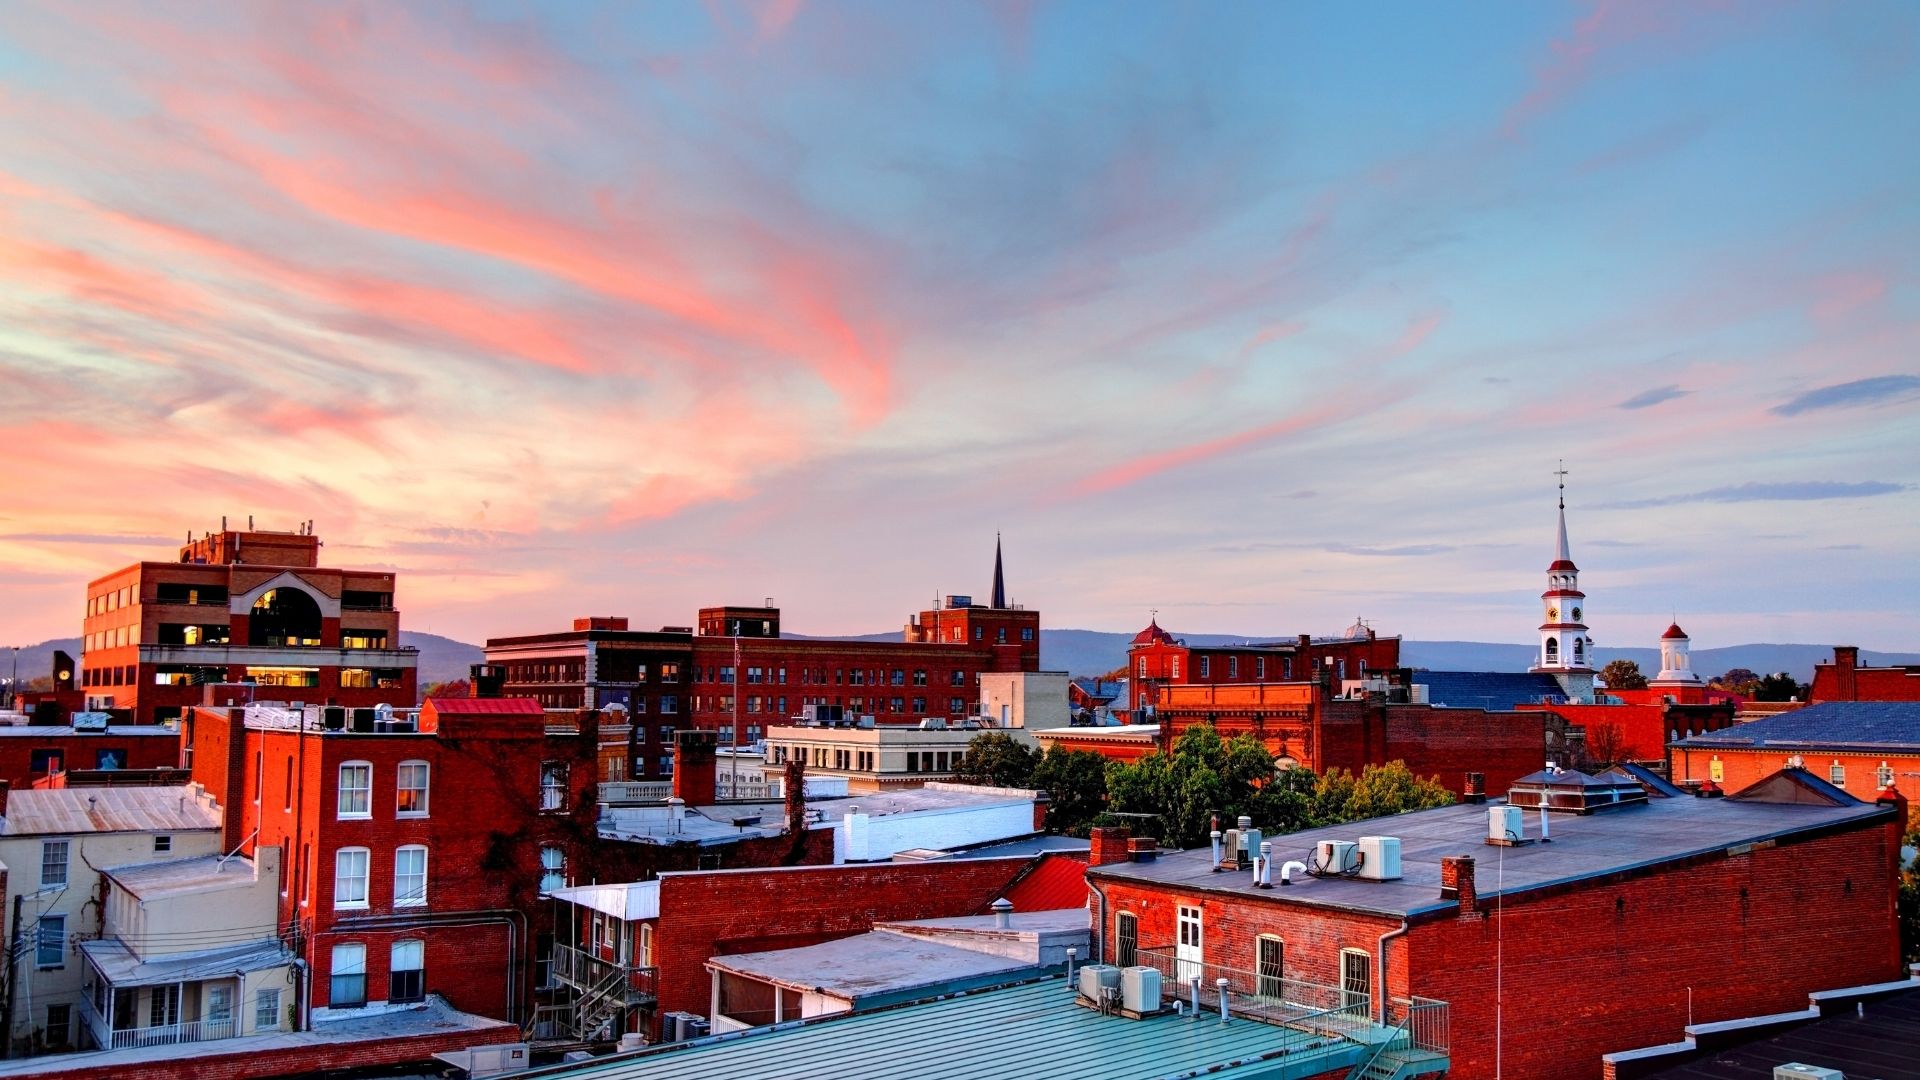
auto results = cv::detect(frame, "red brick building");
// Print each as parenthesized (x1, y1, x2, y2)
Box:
(1127, 618, 1400, 713)
(185, 696, 599, 1026)
(1671, 700, 1920, 816)
(1811, 645, 1920, 702)
(80, 526, 418, 724)
(1519, 700, 1739, 764)
(0, 722, 180, 788)
(1086, 767, 1906, 1080)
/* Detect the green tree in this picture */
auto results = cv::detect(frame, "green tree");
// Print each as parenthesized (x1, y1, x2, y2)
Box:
(1753, 672, 1806, 702)
(1713, 668, 1761, 695)
(1313, 761, 1454, 824)
(1599, 658, 1648, 691)
(1031, 747, 1109, 836)
(1103, 725, 1285, 847)
(953, 732, 1040, 788)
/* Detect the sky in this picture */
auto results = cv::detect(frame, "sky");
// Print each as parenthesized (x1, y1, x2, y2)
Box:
(1, 1, 1917, 652)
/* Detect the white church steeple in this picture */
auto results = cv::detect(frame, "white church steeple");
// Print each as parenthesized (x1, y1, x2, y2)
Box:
(1530, 462, 1596, 702)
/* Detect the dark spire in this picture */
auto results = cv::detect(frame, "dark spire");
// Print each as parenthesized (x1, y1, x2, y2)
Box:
(990, 533, 1007, 609)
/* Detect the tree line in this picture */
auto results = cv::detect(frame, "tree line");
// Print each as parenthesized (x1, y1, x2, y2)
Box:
(952, 727, 1454, 848)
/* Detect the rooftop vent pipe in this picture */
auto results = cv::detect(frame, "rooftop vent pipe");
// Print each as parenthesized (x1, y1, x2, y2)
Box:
(1278, 859, 1307, 886)
(991, 897, 1013, 929)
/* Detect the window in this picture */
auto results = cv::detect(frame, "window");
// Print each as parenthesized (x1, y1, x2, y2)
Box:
(337, 762, 372, 818)
(950, 697, 965, 713)
(1021, 627, 1034, 641)
(1115, 912, 1138, 967)
(1341, 949, 1371, 1011)
(1257, 656, 1266, 679)
(207, 986, 233, 1025)
(540, 762, 569, 811)
(397, 760, 430, 816)
(330, 944, 367, 1007)
(390, 940, 425, 1003)
(1544, 637, 1559, 663)
(44, 1004, 71, 1048)
(41, 840, 69, 888)
(334, 847, 370, 909)
(1170, 658, 1181, 680)
(1228, 656, 1238, 678)
(1283, 657, 1293, 679)
(154, 835, 172, 853)
(256, 988, 281, 1031)
(149, 984, 179, 1027)
(1139, 658, 1147, 678)
(1256, 936, 1284, 998)
(540, 845, 568, 893)
(1880, 761, 1896, 787)
(36, 914, 65, 968)
(394, 846, 428, 907)
(1830, 761, 1846, 786)
(254, 750, 263, 804)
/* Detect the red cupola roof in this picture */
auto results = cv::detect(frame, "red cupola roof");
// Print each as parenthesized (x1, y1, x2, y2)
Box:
(1131, 619, 1174, 646)
(1547, 559, 1578, 573)
(1660, 623, 1688, 640)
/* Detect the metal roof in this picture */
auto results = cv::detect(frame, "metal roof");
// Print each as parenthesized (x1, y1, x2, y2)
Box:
(0, 785, 222, 836)
(549, 880, 660, 921)
(1090, 775, 1890, 919)
(1674, 700, 1920, 752)
(523, 975, 1372, 1080)
(80, 937, 290, 988)
(1412, 671, 1568, 711)
(706, 933, 1041, 1002)
(104, 854, 263, 900)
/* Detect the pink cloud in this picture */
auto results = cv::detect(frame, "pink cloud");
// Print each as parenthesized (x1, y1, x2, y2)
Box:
(1069, 403, 1349, 497)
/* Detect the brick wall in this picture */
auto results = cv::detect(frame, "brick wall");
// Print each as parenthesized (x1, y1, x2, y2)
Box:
(1378, 706, 1555, 795)
(0, 732, 180, 791)
(32, 1016, 518, 1080)
(1673, 748, 1920, 821)
(651, 855, 1041, 1032)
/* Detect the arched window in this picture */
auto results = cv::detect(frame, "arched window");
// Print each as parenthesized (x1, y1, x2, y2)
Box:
(250, 587, 323, 647)
(1544, 637, 1559, 662)
(1572, 638, 1585, 662)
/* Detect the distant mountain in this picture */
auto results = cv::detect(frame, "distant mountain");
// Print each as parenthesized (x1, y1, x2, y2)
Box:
(3, 632, 483, 690)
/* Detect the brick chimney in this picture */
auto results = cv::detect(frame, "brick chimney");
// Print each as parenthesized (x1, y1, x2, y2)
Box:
(1440, 855, 1477, 915)
(1834, 646, 1860, 700)
(1032, 790, 1051, 833)
(673, 730, 718, 806)
(1090, 825, 1132, 867)
(1877, 783, 1909, 867)
(1463, 772, 1487, 805)
(0, 779, 9, 817)
(783, 757, 807, 835)
(1126, 837, 1158, 863)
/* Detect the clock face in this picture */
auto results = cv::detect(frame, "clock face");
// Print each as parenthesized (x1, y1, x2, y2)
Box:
(1570, 607, 1582, 621)
(1546, 606, 1559, 620)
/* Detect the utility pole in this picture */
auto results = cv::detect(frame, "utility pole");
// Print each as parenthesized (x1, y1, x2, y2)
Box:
(1, 894, 23, 1058)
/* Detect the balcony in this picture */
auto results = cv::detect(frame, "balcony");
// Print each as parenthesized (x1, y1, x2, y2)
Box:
(79, 988, 238, 1050)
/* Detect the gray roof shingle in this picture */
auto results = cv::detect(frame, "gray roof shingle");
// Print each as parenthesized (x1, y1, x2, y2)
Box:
(1674, 701, 1920, 752)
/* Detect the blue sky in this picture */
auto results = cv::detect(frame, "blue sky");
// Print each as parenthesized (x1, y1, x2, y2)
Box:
(0, 1, 1915, 650)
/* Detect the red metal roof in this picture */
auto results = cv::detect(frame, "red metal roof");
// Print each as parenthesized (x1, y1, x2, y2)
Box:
(1002, 852, 1089, 913)
(1661, 623, 1688, 640)
(424, 696, 544, 715)
(1131, 619, 1174, 646)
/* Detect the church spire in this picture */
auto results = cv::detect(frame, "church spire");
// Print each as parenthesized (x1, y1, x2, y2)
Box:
(1551, 460, 1575, 570)
(990, 533, 1007, 609)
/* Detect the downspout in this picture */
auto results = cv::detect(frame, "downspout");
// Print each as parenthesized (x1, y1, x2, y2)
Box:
(1086, 876, 1111, 965)
(1376, 920, 1409, 1024)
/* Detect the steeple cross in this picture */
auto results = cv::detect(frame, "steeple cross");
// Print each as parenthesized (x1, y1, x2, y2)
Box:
(1554, 460, 1569, 509)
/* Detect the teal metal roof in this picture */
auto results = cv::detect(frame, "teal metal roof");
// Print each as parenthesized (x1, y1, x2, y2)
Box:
(530, 977, 1373, 1080)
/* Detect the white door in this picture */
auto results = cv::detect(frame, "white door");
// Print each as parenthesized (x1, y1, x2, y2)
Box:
(1176, 905, 1203, 985)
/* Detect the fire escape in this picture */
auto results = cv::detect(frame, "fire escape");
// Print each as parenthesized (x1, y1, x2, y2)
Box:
(532, 944, 657, 1044)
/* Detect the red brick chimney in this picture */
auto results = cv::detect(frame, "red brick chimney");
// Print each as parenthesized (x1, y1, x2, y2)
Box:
(1031, 790, 1051, 833)
(1463, 772, 1487, 805)
(1090, 825, 1132, 867)
(673, 730, 718, 806)
(783, 757, 807, 835)
(1440, 855, 1477, 915)
(1834, 646, 1860, 700)
(1126, 837, 1158, 863)
(1877, 783, 1909, 868)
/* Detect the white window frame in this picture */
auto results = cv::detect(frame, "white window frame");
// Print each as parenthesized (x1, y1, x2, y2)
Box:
(41, 840, 69, 889)
(255, 988, 281, 1031)
(394, 845, 428, 908)
(540, 761, 568, 811)
(1341, 948, 1371, 1011)
(390, 939, 425, 1002)
(1256, 935, 1285, 999)
(396, 760, 430, 818)
(1830, 761, 1846, 786)
(334, 847, 371, 910)
(336, 761, 372, 819)
(330, 943, 367, 1007)
(207, 985, 233, 1024)
(539, 844, 568, 894)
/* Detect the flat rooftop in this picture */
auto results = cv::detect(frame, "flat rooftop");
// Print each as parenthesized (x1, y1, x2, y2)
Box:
(1092, 775, 1891, 919)
(707, 931, 1042, 1002)
(0, 725, 177, 738)
(105, 853, 262, 900)
(523, 975, 1374, 1080)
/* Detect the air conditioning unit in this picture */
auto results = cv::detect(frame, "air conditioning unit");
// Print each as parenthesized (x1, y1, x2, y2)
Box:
(1078, 964, 1121, 1002)
(1120, 966, 1161, 1013)
(681, 1018, 709, 1040)
(1221, 828, 1241, 864)
(1315, 839, 1359, 875)
(1488, 805, 1525, 845)
(1773, 1066, 1844, 1080)
(321, 706, 347, 731)
(1356, 836, 1402, 881)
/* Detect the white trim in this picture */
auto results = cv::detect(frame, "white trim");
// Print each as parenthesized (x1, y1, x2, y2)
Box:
(229, 571, 343, 618)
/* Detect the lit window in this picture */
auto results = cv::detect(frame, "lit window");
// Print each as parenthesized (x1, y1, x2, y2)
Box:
(394, 846, 428, 907)
(334, 848, 370, 909)
(337, 762, 372, 818)
(540, 845, 568, 893)
(390, 940, 425, 1002)
(41, 840, 69, 888)
(330, 944, 366, 1007)
(396, 760, 430, 816)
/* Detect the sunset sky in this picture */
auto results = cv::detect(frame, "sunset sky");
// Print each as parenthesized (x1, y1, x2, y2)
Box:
(2, 1, 1916, 651)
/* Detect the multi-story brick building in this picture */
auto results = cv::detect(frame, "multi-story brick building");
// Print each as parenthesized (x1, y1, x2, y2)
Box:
(183, 696, 599, 1027)
(1085, 766, 1907, 1080)
(1127, 619, 1401, 713)
(483, 618, 692, 781)
(1671, 700, 1920, 814)
(79, 525, 417, 725)
(1810, 644, 1920, 702)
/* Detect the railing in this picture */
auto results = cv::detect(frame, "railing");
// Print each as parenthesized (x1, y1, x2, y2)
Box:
(1133, 947, 1354, 1022)
(552, 944, 656, 1001)
(1388, 996, 1449, 1053)
(714, 779, 781, 800)
(81, 993, 237, 1051)
(600, 781, 673, 804)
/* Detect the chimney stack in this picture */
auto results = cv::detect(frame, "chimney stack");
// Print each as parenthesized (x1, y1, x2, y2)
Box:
(1127, 837, 1158, 863)
(0, 779, 9, 817)
(1440, 855, 1477, 915)
(673, 730, 719, 806)
(1834, 646, 1860, 700)
(783, 757, 807, 834)
(1032, 790, 1051, 833)
(1463, 772, 1486, 805)
(1090, 826, 1132, 867)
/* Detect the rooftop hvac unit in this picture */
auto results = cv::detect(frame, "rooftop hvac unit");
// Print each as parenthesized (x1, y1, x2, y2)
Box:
(1772, 1066, 1844, 1080)
(1078, 964, 1121, 1002)
(321, 706, 347, 731)
(1355, 836, 1402, 881)
(1120, 966, 1162, 1014)
(1315, 839, 1359, 875)
(681, 1018, 709, 1040)
(350, 708, 377, 733)
(1488, 805, 1525, 845)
